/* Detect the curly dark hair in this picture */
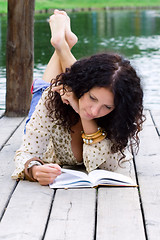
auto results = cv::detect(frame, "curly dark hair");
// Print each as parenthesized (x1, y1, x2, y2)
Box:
(45, 53, 145, 154)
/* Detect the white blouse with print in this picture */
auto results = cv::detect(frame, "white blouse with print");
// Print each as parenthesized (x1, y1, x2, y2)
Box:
(12, 89, 132, 180)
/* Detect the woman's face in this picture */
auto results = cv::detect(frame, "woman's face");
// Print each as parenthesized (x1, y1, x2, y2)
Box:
(79, 87, 115, 120)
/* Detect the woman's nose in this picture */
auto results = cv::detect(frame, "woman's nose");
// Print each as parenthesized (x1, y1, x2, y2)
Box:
(91, 105, 100, 117)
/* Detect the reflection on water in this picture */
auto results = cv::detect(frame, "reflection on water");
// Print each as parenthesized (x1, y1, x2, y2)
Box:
(0, 9, 160, 110)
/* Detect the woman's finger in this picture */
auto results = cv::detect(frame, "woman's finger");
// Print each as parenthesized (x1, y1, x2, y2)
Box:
(35, 168, 61, 184)
(52, 84, 63, 92)
(38, 177, 57, 186)
(47, 163, 62, 171)
(59, 89, 64, 96)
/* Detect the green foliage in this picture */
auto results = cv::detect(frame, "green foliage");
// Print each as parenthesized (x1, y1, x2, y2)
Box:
(35, 0, 160, 10)
(0, 0, 7, 14)
(0, 0, 160, 14)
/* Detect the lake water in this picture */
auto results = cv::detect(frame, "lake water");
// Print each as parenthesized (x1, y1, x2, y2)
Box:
(0, 9, 160, 110)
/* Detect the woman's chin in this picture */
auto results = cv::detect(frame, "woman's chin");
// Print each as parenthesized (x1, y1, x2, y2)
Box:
(84, 112, 94, 120)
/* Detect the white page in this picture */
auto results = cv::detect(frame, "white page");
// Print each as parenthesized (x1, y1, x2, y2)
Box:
(50, 168, 136, 188)
(50, 169, 92, 188)
(88, 169, 135, 186)
(61, 168, 90, 180)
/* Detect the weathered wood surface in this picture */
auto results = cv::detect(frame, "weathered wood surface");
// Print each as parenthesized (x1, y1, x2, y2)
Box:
(0, 117, 25, 219)
(0, 110, 4, 118)
(45, 189, 96, 240)
(150, 109, 160, 134)
(0, 109, 160, 239)
(6, 0, 35, 116)
(0, 116, 24, 150)
(0, 181, 54, 240)
(96, 188, 146, 240)
(134, 110, 160, 240)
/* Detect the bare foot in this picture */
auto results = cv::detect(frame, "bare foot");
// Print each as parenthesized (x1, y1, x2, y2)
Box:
(65, 15, 78, 49)
(49, 13, 67, 50)
(54, 9, 78, 49)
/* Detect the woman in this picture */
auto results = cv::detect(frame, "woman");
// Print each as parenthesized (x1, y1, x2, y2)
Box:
(12, 10, 144, 186)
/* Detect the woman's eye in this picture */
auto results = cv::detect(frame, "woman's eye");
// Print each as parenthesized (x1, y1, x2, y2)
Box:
(105, 105, 112, 110)
(89, 95, 96, 101)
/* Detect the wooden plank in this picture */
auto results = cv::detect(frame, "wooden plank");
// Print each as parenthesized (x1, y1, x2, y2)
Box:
(0, 116, 24, 149)
(134, 110, 160, 239)
(0, 181, 54, 240)
(96, 187, 146, 239)
(143, 109, 155, 126)
(44, 189, 96, 240)
(96, 113, 147, 240)
(0, 110, 5, 118)
(96, 188, 146, 240)
(150, 109, 160, 135)
(0, 119, 25, 218)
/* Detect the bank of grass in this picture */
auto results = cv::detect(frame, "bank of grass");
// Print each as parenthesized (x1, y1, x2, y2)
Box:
(0, 0, 160, 14)
(35, 0, 160, 11)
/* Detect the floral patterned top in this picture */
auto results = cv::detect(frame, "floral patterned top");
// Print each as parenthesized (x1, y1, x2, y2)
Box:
(12, 88, 132, 180)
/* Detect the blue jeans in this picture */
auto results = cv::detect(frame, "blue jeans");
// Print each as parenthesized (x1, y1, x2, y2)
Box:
(24, 79, 50, 133)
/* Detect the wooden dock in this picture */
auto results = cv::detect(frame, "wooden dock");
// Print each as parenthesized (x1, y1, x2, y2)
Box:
(0, 109, 160, 240)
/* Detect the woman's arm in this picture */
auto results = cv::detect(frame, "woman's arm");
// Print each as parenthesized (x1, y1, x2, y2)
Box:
(12, 91, 61, 185)
(80, 118, 98, 135)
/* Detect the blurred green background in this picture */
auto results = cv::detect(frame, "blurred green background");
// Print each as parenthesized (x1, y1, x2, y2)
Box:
(1, 0, 160, 14)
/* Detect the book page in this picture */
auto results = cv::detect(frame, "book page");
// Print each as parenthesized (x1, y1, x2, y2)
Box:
(61, 168, 90, 179)
(88, 169, 136, 186)
(49, 168, 136, 188)
(50, 169, 92, 188)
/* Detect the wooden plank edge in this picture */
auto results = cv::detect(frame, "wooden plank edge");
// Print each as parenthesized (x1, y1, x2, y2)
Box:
(0, 117, 26, 151)
(0, 180, 18, 222)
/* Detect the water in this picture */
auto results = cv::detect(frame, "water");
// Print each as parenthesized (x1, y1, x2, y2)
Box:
(0, 9, 160, 110)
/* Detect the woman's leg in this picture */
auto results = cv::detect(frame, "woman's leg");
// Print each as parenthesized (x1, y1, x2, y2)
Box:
(43, 10, 78, 82)
(25, 12, 78, 133)
(42, 52, 61, 83)
(48, 11, 77, 73)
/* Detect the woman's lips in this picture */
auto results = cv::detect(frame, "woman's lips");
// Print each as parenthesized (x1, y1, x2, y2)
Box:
(85, 110, 94, 119)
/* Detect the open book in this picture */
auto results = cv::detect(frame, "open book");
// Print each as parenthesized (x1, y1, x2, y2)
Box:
(49, 168, 137, 189)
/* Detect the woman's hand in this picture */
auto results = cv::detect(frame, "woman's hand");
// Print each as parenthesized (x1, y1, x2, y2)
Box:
(31, 163, 61, 186)
(53, 84, 79, 114)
